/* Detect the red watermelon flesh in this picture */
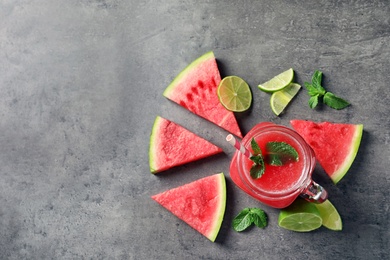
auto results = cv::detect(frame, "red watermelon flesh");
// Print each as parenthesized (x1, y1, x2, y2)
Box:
(163, 51, 243, 138)
(290, 120, 363, 184)
(149, 116, 223, 173)
(151, 173, 226, 242)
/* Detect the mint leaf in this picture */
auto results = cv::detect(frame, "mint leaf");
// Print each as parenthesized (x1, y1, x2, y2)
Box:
(250, 161, 265, 179)
(323, 92, 350, 110)
(267, 154, 283, 166)
(312, 70, 326, 94)
(250, 208, 268, 229)
(308, 94, 319, 109)
(266, 142, 299, 166)
(232, 208, 268, 232)
(251, 138, 262, 155)
(232, 208, 253, 232)
(305, 70, 350, 110)
(312, 70, 322, 84)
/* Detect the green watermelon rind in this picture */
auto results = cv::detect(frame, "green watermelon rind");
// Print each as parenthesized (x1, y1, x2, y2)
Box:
(149, 116, 161, 173)
(207, 172, 227, 242)
(331, 124, 363, 183)
(163, 51, 215, 98)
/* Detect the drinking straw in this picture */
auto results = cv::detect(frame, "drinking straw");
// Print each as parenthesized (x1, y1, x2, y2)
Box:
(226, 134, 252, 158)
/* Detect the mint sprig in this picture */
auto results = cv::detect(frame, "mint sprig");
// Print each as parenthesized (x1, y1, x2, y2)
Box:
(249, 139, 299, 179)
(232, 208, 268, 232)
(304, 70, 350, 110)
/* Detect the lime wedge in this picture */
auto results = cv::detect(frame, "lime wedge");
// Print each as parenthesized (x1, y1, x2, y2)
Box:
(217, 76, 252, 112)
(270, 83, 301, 116)
(258, 68, 294, 93)
(314, 199, 342, 231)
(278, 199, 322, 232)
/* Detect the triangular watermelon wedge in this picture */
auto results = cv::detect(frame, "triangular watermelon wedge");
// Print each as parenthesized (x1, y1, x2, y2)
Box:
(151, 173, 226, 242)
(163, 51, 243, 138)
(149, 116, 223, 173)
(290, 120, 363, 184)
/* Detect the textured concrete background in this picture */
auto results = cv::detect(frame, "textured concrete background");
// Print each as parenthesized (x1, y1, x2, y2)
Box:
(0, 0, 389, 259)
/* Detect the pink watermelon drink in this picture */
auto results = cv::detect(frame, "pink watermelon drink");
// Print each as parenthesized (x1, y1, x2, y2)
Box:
(229, 122, 328, 208)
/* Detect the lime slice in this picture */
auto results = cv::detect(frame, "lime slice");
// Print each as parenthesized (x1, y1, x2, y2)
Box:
(258, 68, 294, 93)
(314, 199, 342, 231)
(278, 199, 322, 232)
(217, 76, 252, 112)
(270, 83, 301, 116)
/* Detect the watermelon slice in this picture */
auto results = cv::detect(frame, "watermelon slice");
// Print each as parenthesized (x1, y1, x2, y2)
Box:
(149, 116, 223, 173)
(163, 51, 243, 138)
(290, 120, 363, 184)
(151, 173, 226, 242)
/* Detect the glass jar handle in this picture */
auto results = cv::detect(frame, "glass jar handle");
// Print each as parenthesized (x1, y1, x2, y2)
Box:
(300, 180, 328, 203)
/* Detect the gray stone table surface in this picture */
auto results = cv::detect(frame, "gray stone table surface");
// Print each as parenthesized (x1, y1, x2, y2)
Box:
(0, 0, 389, 259)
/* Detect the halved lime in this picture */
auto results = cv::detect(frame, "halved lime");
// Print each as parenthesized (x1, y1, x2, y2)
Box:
(278, 199, 322, 232)
(217, 76, 252, 112)
(258, 68, 294, 93)
(270, 83, 301, 116)
(314, 199, 342, 231)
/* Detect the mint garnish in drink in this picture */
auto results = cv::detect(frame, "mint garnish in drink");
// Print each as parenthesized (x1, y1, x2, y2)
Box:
(304, 70, 350, 110)
(232, 207, 268, 232)
(249, 138, 299, 179)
